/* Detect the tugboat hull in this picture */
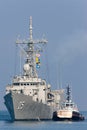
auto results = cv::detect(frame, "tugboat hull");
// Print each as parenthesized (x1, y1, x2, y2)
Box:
(52, 111, 84, 121)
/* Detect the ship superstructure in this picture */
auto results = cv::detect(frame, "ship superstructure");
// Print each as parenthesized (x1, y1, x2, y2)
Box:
(4, 16, 64, 121)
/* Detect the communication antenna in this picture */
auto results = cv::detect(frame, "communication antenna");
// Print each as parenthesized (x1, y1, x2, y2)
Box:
(16, 16, 48, 78)
(29, 16, 33, 41)
(57, 62, 62, 89)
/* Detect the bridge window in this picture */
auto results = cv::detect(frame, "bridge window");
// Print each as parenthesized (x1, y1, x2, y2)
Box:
(13, 83, 20, 86)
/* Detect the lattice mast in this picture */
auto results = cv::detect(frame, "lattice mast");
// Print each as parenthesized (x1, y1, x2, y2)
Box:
(16, 16, 48, 78)
(66, 85, 72, 102)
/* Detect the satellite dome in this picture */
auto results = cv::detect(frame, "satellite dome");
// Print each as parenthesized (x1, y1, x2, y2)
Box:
(23, 64, 30, 71)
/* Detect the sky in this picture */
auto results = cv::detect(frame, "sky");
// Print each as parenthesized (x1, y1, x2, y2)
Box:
(0, 0, 87, 111)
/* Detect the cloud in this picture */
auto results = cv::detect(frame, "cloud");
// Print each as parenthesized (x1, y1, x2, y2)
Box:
(56, 30, 87, 64)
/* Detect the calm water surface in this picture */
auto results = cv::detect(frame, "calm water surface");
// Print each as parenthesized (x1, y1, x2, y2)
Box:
(0, 111, 87, 130)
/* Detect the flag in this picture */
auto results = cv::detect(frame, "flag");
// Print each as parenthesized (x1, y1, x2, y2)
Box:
(36, 57, 40, 63)
(36, 53, 40, 57)
(36, 64, 40, 69)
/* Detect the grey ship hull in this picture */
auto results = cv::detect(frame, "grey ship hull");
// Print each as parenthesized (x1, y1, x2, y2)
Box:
(4, 92, 53, 121)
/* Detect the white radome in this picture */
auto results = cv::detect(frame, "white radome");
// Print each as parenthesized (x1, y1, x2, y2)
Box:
(23, 64, 30, 71)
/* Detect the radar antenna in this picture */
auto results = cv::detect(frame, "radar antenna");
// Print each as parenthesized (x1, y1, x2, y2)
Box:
(16, 16, 48, 78)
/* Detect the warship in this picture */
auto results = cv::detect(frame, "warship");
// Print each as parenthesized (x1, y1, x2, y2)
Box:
(4, 16, 64, 121)
(53, 85, 84, 121)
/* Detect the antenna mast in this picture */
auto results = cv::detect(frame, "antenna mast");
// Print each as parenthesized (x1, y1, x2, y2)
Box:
(29, 16, 33, 41)
(16, 16, 48, 78)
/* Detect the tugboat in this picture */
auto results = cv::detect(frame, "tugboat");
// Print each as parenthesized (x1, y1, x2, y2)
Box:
(53, 85, 84, 121)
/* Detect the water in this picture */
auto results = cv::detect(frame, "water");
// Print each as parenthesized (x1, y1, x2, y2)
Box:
(0, 111, 87, 130)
